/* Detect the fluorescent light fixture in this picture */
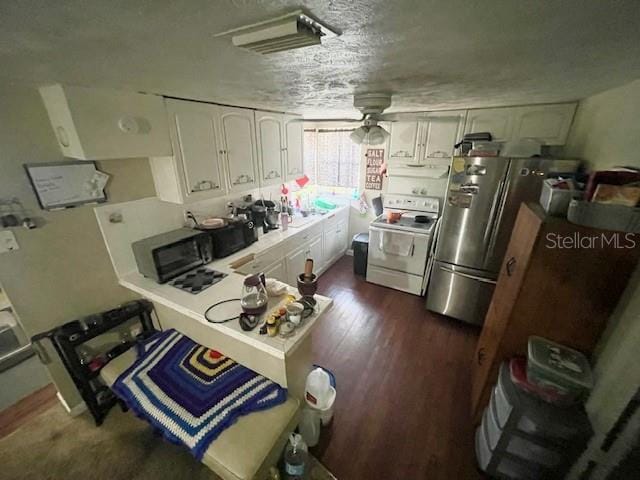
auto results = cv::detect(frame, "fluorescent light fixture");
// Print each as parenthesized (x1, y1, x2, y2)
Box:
(215, 10, 340, 54)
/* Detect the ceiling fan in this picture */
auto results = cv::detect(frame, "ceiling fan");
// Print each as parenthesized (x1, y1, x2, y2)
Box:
(349, 93, 392, 145)
(304, 93, 393, 145)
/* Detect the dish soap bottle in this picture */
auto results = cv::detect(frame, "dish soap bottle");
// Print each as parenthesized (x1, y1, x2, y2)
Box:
(284, 433, 308, 479)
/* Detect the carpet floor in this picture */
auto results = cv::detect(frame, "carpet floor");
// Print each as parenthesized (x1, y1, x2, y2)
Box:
(0, 402, 335, 480)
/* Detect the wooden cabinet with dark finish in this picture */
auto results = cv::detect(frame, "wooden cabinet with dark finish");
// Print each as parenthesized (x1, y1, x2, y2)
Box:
(472, 203, 640, 421)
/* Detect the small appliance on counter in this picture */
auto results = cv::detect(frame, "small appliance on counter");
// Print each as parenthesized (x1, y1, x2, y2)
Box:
(241, 274, 268, 315)
(132, 228, 213, 283)
(199, 218, 257, 258)
(170, 267, 227, 294)
(252, 199, 280, 232)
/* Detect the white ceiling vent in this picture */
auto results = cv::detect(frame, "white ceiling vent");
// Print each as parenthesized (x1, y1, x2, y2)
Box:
(215, 10, 340, 54)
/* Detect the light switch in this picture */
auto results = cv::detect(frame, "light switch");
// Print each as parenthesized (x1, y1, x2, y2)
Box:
(0, 230, 19, 253)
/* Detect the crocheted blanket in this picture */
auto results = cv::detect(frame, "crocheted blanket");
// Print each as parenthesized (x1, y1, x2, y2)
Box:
(112, 329, 287, 460)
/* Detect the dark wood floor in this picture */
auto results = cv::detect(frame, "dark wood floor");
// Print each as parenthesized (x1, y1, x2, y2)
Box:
(312, 256, 483, 480)
(0, 383, 57, 439)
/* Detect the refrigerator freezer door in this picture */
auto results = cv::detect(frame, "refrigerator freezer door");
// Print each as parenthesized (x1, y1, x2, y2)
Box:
(426, 261, 497, 325)
(435, 157, 510, 271)
(482, 157, 550, 272)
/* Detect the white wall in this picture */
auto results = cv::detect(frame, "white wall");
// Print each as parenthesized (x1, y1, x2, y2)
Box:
(563, 78, 640, 476)
(564, 79, 640, 170)
(562, 80, 640, 428)
(0, 82, 156, 409)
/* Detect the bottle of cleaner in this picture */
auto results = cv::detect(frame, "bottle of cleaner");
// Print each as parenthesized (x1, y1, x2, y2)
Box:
(284, 433, 308, 479)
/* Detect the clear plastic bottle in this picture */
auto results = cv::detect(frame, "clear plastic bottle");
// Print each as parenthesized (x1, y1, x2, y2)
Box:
(284, 433, 308, 479)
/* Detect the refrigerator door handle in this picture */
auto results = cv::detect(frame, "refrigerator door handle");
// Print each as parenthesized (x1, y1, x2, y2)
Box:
(438, 265, 497, 285)
(484, 174, 512, 266)
(482, 178, 505, 249)
(430, 217, 442, 257)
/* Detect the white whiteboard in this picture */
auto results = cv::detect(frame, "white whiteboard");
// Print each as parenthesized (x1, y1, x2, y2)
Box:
(24, 161, 108, 210)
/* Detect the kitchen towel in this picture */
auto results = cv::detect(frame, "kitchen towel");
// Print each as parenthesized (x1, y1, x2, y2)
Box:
(379, 230, 414, 256)
(112, 329, 287, 460)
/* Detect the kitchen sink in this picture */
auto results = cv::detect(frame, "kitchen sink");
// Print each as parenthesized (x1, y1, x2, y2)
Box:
(288, 211, 328, 228)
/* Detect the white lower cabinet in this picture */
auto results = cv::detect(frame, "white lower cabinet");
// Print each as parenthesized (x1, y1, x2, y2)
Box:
(235, 208, 349, 285)
(263, 259, 288, 284)
(322, 218, 349, 268)
(286, 234, 322, 285)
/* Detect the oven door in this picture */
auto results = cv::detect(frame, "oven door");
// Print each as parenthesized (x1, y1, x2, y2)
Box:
(367, 226, 430, 276)
(153, 239, 203, 282)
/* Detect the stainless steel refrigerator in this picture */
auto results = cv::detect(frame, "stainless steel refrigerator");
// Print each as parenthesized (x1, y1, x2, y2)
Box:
(426, 156, 578, 325)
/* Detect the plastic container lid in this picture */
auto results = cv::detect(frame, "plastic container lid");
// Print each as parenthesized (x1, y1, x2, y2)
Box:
(527, 337, 593, 391)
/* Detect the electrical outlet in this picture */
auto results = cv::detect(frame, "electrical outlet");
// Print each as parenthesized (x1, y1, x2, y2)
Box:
(0, 230, 19, 253)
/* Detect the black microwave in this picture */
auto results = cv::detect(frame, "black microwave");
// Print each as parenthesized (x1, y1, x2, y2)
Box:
(132, 228, 214, 283)
(204, 219, 257, 258)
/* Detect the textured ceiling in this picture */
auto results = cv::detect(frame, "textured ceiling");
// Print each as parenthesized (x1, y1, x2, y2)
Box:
(1, 0, 640, 118)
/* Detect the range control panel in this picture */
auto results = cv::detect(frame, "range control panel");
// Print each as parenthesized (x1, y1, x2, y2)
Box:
(383, 195, 440, 214)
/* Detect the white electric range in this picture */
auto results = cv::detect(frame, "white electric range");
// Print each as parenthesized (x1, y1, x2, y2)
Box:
(366, 195, 440, 296)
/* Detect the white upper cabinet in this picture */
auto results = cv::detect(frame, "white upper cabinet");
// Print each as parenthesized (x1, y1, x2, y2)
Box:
(463, 108, 515, 142)
(510, 103, 576, 145)
(464, 103, 577, 147)
(421, 110, 466, 160)
(151, 99, 226, 204)
(388, 121, 421, 162)
(388, 112, 464, 175)
(39, 84, 172, 160)
(218, 106, 259, 192)
(283, 115, 304, 180)
(255, 112, 284, 186)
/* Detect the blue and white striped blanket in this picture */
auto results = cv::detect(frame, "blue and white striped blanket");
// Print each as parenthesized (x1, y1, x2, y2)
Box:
(112, 329, 287, 460)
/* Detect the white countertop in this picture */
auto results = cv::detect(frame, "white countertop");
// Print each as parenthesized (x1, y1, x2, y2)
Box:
(119, 206, 348, 359)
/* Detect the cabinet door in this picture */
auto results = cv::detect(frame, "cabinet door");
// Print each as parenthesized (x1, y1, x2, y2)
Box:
(422, 111, 466, 159)
(286, 246, 309, 286)
(218, 106, 259, 192)
(511, 104, 576, 145)
(264, 259, 288, 284)
(255, 111, 284, 186)
(463, 108, 515, 142)
(388, 121, 421, 163)
(283, 115, 304, 180)
(336, 220, 348, 255)
(165, 99, 225, 201)
(322, 230, 337, 269)
(308, 235, 323, 269)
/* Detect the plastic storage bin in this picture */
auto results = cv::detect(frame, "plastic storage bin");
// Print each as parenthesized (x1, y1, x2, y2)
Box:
(567, 199, 640, 233)
(484, 401, 562, 468)
(475, 421, 544, 480)
(351, 233, 369, 276)
(493, 362, 592, 442)
(539, 179, 580, 216)
(527, 337, 593, 400)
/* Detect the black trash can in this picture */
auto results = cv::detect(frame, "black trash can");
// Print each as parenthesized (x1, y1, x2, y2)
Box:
(352, 232, 369, 276)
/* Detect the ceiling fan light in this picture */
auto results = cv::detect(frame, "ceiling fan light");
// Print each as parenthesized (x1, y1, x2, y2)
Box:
(350, 126, 367, 144)
(366, 125, 389, 145)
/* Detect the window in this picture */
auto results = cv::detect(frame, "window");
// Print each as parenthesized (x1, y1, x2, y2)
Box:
(303, 128, 361, 188)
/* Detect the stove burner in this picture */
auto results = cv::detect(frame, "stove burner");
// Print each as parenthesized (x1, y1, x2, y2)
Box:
(170, 268, 227, 294)
(414, 215, 431, 224)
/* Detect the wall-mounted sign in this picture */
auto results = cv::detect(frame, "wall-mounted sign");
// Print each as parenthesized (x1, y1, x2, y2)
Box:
(365, 149, 384, 190)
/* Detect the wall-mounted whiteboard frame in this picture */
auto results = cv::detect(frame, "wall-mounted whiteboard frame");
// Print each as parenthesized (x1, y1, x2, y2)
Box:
(24, 161, 108, 210)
